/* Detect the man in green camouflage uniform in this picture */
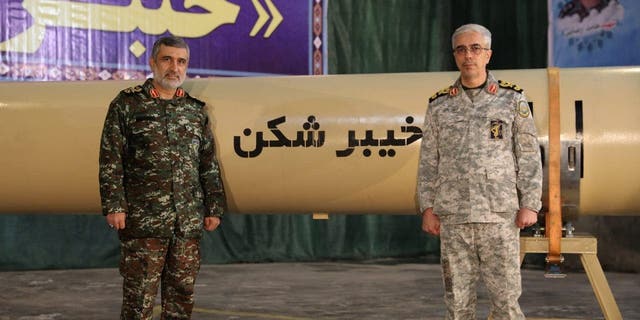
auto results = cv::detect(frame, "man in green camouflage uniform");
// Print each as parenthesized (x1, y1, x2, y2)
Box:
(99, 36, 226, 320)
(416, 24, 542, 320)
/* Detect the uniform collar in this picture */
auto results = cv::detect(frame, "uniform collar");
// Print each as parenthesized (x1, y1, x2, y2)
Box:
(450, 71, 499, 97)
(142, 78, 186, 100)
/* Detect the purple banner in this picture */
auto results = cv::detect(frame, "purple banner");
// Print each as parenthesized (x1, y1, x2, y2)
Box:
(0, 0, 327, 81)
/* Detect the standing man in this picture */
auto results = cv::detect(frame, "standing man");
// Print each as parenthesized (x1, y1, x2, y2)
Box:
(416, 24, 542, 319)
(99, 36, 227, 319)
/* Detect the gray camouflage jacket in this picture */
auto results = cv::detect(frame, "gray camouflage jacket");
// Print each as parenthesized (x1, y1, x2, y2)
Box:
(99, 78, 226, 239)
(416, 72, 542, 224)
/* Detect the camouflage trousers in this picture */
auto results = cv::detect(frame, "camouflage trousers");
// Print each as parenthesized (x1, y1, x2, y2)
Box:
(439, 222, 524, 320)
(119, 236, 201, 320)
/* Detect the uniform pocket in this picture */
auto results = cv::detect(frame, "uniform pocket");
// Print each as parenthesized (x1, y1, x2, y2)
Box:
(486, 169, 519, 212)
(176, 114, 203, 157)
(131, 113, 161, 135)
(438, 116, 466, 147)
(437, 116, 467, 160)
(434, 176, 462, 215)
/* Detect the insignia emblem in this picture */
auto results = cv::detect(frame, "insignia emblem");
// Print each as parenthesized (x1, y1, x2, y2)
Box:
(191, 137, 200, 154)
(149, 88, 159, 98)
(124, 86, 141, 94)
(490, 120, 504, 139)
(176, 88, 185, 97)
(518, 100, 531, 118)
(429, 87, 450, 102)
(487, 83, 498, 94)
(449, 87, 459, 97)
(498, 80, 524, 93)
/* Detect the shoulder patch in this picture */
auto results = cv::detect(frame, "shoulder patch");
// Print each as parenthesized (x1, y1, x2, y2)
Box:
(429, 86, 450, 103)
(498, 80, 523, 93)
(517, 100, 531, 118)
(122, 85, 143, 95)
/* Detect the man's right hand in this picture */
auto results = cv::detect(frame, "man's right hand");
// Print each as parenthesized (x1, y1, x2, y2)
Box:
(421, 208, 440, 236)
(106, 212, 126, 230)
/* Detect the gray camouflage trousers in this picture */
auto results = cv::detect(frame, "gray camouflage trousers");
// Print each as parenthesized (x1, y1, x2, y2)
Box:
(119, 236, 201, 320)
(440, 222, 524, 320)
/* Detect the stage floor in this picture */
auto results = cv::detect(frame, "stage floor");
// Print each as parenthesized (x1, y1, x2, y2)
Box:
(1, 260, 638, 319)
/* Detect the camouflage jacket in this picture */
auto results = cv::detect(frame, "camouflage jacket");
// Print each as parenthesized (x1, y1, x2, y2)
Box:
(416, 72, 542, 224)
(99, 78, 226, 239)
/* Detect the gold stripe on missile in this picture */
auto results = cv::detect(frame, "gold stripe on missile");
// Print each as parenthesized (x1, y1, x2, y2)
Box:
(312, 212, 329, 220)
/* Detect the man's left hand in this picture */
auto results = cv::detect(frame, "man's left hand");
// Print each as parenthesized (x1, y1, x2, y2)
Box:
(204, 216, 221, 231)
(515, 208, 537, 229)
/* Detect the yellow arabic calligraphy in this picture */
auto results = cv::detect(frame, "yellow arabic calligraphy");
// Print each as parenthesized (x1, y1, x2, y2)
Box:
(0, 0, 240, 53)
(490, 123, 502, 139)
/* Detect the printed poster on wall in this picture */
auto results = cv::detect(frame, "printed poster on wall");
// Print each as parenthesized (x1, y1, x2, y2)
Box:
(549, 0, 640, 67)
(0, 0, 327, 81)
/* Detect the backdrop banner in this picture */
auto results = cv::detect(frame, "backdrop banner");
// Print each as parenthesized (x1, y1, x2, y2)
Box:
(548, 0, 640, 67)
(0, 0, 327, 80)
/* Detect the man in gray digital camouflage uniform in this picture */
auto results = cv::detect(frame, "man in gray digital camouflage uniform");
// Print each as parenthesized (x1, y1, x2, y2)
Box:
(416, 24, 542, 319)
(99, 36, 226, 320)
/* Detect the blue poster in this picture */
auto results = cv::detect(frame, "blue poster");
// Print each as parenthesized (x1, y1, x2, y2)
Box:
(549, 0, 640, 67)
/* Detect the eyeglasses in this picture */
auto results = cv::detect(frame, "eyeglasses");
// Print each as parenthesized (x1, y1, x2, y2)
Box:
(453, 44, 490, 56)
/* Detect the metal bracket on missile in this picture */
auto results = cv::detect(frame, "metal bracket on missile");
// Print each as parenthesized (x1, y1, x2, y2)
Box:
(539, 138, 583, 222)
(544, 255, 567, 279)
(531, 222, 575, 238)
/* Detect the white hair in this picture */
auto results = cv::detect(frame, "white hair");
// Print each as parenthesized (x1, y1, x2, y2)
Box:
(451, 24, 492, 49)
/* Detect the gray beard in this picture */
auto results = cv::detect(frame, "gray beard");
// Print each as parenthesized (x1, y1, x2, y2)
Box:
(157, 77, 182, 90)
(152, 71, 183, 90)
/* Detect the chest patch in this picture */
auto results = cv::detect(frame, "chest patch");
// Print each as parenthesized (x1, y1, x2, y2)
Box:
(490, 120, 504, 139)
(191, 137, 200, 154)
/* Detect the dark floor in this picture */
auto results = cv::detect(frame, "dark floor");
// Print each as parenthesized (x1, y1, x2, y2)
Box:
(1, 260, 638, 320)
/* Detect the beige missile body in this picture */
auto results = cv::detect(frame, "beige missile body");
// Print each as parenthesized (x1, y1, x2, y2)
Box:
(0, 67, 638, 215)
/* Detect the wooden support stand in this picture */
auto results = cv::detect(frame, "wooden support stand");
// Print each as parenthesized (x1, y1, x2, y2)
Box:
(520, 235, 622, 320)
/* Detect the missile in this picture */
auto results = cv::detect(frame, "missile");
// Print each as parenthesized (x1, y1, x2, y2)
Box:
(0, 67, 639, 216)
